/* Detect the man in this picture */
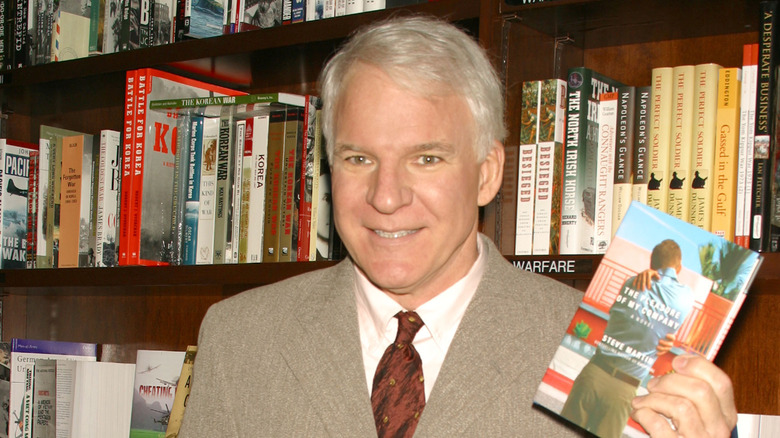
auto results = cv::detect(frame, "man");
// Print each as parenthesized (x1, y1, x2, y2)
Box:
(560, 239, 696, 438)
(179, 15, 737, 437)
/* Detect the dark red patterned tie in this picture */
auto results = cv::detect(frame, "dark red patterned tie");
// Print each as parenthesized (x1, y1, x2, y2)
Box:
(371, 311, 426, 438)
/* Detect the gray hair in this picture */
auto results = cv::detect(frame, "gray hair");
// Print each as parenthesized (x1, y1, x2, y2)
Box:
(318, 15, 506, 163)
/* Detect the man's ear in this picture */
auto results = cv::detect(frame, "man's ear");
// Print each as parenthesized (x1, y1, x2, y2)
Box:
(477, 140, 505, 207)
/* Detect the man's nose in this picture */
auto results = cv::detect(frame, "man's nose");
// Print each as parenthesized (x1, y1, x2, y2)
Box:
(366, 163, 413, 214)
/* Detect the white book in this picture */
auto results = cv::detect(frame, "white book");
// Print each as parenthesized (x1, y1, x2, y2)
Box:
(335, 0, 346, 15)
(737, 46, 758, 245)
(593, 92, 618, 254)
(227, 118, 246, 264)
(322, 0, 335, 18)
(363, 0, 384, 11)
(36, 140, 50, 267)
(196, 117, 220, 265)
(514, 144, 536, 256)
(306, 0, 323, 21)
(246, 115, 270, 263)
(345, 0, 362, 14)
(96, 130, 121, 267)
(69, 361, 135, 438)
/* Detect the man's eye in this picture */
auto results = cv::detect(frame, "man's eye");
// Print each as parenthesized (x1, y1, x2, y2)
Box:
(418, 155, 441, 165)
(346, 156, 370, 165)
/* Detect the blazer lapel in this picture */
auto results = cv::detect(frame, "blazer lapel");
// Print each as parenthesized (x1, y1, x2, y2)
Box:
(278, 259, 377, 436)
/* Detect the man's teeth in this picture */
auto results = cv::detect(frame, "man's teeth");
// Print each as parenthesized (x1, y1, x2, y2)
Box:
(374, 229, 416, 239)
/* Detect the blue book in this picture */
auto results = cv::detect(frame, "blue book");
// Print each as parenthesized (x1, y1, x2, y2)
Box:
(182, 116, 204, 265)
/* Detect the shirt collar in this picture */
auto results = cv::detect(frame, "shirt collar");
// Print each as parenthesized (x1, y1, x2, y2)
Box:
(354, 236, 487, 349)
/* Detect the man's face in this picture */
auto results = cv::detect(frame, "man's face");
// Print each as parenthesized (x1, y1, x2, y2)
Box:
(331, 63, 503, 309)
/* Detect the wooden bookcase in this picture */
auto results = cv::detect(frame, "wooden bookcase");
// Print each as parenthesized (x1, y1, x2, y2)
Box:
(0, 0, 776, 417)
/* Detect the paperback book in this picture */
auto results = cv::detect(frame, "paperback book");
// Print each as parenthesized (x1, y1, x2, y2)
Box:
(0, 139, 38, 269)
(534, 201, 762, 438)
(130, 349, 186, 438)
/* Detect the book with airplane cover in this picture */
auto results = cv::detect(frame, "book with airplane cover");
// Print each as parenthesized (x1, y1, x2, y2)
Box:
(0, 139, 38, 269)
(534, 201, 762, 438)
(130, 349, 186, 438)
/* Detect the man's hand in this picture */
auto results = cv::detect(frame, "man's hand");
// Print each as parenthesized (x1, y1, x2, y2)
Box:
(656, 333, 675, 356)
(630, 355, 737, 437)
(632, 269, 660, 291)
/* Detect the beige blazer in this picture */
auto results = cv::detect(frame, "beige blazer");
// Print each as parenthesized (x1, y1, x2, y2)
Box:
(179, 234, 585, 437)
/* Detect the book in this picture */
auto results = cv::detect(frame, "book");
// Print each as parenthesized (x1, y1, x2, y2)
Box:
(262, 109, 286, 262)
(51, 0, 93, 61)
(95, 129, 121, 267)
(515, 80, 539, 256)
(689, 63, 722, 232)
(31, 359, 55, 438)
(122, 67, 242, 266)
(0, 139, 37, 269)
(612, 86, 635, 236)
(560, 67, 623, 255)
(120, 70, 138, 266)
(296, 96, 321, 262)
(184, 0, 224, 39)
(666, 65, 695, 221)
(26, 151, 39, 269)
(195, 116, 219, 265)
(102, 0, 122, 53)
(129, 349, 186, 438)
(631, 86, 651, 204)
(594, 91, 618, 254)
(312, 109, 331, 261)
(69, 361, 135, 438)
(279, 106, 302, 262)
(533, 78, 566, 255)
(534, 201, 763, 438)
(711, 67, 742, 242)
(9, 339, 97, 438)
(737, 44, 759, 247)
(226, 112, 246, 264)
(212, 106, 235, 264)
(750, 0, 777, 252)
(182, 116, 204, 265)
(57, 133, 95, 268)
(164, 345, 196, 438)
(34, 139, 50, 269)
(647, 66, 674, 214)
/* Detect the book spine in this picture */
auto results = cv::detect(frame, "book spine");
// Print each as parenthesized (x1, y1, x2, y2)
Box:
(26, 150, 38, 268)
(96, 130, 121, 267)
(532, 78, 566, 255)
(667, 65, 695, 220)
(182, 116, 203, 265)
(689, 63, 721, 232)
(37, 138, 51, 268)
(128, 69, 150, 265)
(737, 44, 759, 247)
(750, 1, 776, 251)
(246, 114, 269, 263)
(711, 67, 742, 241)
(119, 70, 136, 265)
(58, 135, 84, 268)
(237, 117, 251, 263)
(196, 117, 219, 265)
(228, 114, 245, 264)
(212, 107, 234, 264)
(296, 96, 318, 261)
(79, 135, 95, 267)
(279, 106, 301, 262)
(647, 67, 674, 214)
(515, 80, 539, 256)
(291, 0, 305, 23)
(632, 86, 651, 204)
(345, 0, 362, 14)
(0, 141, 31, 269)
(312, 109, 330, 260)
(13, 0, 28, 68)
(613, 85, 635, 235)
(262, 110, 286, 262)
(593, 91, 617, 254)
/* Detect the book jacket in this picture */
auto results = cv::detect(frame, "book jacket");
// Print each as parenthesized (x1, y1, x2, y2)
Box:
(130, 349, 185, 438)
(534, 201, 762, 438)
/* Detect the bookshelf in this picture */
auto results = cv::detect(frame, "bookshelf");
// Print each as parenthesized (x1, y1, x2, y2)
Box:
(0, 0, 776, 418)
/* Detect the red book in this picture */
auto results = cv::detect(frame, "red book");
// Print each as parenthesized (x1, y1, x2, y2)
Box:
(296, 95, 321, 261)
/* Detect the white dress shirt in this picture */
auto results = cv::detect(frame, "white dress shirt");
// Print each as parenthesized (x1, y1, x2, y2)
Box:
(354, 237, 488, 400)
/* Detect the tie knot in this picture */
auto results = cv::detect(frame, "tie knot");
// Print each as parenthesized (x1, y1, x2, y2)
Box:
(394, 311, 424, 345)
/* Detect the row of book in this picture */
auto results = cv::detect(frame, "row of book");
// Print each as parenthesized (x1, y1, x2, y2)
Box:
(4, 338, 197, 437)
(0, 0, 431, 70)
(514, 37, 780, 255)
(0, 67, 339, 269)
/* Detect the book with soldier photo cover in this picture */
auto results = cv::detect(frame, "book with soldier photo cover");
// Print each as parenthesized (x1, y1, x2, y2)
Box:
(533, 201, 763, 438)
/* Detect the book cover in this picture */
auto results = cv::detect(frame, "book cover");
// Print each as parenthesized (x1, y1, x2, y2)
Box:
(226, 111, 246, 264)
(689, 63, 722, 232)
(182, 116, 204, 265)
(51, 0, 92, 61)
(631, 86, 651, 204)
(515, 80, 539, 256)
(102, 0, 122, 53)
(195, 116, 219, 265)
(594, 91, 618, 254)
(612, 86, 635, 236)
(534, 201, 763, 438)
(647, 67, 674, 214)
(711, 67, 742, 241)
(533, 78, 566, 255)
(0, 139, 37, 269)
(185, 0, 223, 38)
(9, 339, 97, 438)
(129, 349, 186, 438)
(96, 129, 121, 267)
(262, 109, 286, 262)
(124, 67, 242, 266)
(31, 358, 55, 438)
(560, 67, 623, 255)
(57, 133, 95, 268)
(164, 345, 196, 438)
(279, 106, 302, 262)
(312, 109, 331, 261)
(736, 44, 758, 247)
(749, 0, 777, 252)
(666, 65, 695, 221)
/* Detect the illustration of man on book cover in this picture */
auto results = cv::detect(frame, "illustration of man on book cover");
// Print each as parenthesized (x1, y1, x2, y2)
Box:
(534, 201, 762, 438)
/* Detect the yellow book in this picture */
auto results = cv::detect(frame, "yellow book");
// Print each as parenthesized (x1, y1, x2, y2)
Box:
(165, 346, 198, 438)
(647, 67, 674, 212)
(666, 65, 695, 220)
(689, 63, 722, 230)
(58, 135, 86, 268)
(711, 67, 742, 241)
